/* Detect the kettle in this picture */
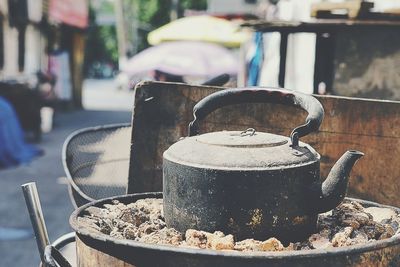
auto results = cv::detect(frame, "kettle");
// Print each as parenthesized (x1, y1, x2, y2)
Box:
(163, 87, 363, 242)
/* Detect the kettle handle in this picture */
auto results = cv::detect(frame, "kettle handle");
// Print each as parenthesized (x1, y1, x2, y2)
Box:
(188, 87, 324, 146)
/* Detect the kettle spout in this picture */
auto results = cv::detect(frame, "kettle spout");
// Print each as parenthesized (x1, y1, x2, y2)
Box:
(311, 150, 364, 213)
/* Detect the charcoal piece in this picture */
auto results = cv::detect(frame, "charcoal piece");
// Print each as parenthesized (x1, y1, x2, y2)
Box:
(309, 229, 331, 249)
(332, 227, 353, 247)
(234, 238, 284, 252)
(118, 208, 150, 226)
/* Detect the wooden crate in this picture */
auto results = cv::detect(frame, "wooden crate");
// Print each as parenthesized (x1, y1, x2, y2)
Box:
(128, 81, 400, 207)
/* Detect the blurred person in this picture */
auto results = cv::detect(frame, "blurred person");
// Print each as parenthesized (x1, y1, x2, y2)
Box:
(37, 71, 57, 103)
(0, 96, 42, 168)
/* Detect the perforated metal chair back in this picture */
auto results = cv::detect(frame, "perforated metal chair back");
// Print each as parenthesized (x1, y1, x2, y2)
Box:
(62, 123, 131, 208)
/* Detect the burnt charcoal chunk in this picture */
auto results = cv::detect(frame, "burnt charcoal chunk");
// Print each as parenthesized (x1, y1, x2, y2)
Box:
(379, 224, 396, 240)
(123, 225, 138, 240)
(308, 229, 332, 249)
(332, 227, 353, 247)
(207, 232, 235, 250)
(390, 221, 399, 232)
(348, 230, 368, 245)
(184, 229, 210, 249)
(139, 228, 183, 246)
(361, 223, 385, 240)
(118, 208, 150, 226)
(98, 218, 113, 235)
(137, 220, 166, 237)
(234, 238, 284, 252)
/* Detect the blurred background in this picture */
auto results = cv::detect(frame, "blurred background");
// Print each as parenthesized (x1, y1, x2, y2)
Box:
(0, 0, 399, 266)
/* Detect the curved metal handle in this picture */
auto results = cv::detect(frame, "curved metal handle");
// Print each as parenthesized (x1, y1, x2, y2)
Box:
(201, 73, 230, 86)
(43, 245, 72, 267)
(188, 87, 324, 146)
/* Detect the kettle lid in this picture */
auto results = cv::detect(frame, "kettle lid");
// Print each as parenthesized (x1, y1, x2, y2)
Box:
(196, 128, 288, 148)
(164, 129, 320, 170)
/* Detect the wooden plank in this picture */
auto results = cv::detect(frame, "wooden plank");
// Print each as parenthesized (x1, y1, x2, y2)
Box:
(128, 81, 400, 207)
(76, 236, 135, 266)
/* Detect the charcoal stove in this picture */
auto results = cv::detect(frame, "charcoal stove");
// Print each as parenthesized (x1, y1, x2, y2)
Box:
(56, 193, 400, 267)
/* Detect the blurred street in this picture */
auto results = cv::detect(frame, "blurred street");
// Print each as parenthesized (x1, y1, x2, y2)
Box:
(83, 79, 135, 111)
(0, 79, 134, 267)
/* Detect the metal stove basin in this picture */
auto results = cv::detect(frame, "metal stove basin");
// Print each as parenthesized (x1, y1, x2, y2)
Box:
(70, 193, 400, 267)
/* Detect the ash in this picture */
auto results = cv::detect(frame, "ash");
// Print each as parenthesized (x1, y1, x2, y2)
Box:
(78, 199, 400, 252)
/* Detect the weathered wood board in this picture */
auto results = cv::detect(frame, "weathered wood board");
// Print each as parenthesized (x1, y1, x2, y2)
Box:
(128, 81, 400, 207)
(77, 236, 134, 267)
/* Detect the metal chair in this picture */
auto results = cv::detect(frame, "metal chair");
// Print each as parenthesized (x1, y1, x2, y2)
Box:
(62, 123, 131, 208)
(41, 123, 132, 266)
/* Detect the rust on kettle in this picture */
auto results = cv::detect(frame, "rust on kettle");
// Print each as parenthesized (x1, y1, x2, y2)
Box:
(246, 209, 263, 229)
(292, 215, 309, 225)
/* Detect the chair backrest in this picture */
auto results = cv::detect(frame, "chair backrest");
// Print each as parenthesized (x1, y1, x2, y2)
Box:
(62, 123, 131, 208)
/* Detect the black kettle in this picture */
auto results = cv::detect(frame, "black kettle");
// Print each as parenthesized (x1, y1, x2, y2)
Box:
(163, 87, 363, 242)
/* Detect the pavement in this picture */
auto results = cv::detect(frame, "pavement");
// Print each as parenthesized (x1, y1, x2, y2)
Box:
(0, 79, 134, 267)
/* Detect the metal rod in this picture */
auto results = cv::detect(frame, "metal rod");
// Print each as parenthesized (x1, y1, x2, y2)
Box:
(278, 32, 288, 87)
(22, 182, 50, 263)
